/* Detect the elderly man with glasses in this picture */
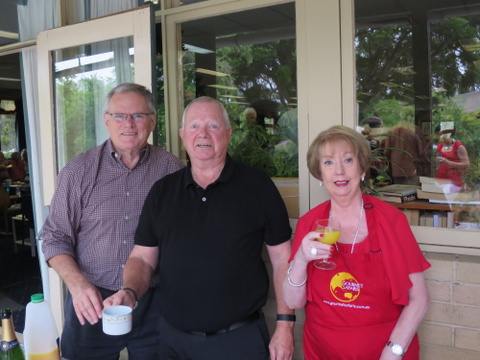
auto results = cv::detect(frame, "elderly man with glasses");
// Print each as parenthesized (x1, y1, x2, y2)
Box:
(42, 83, 184, 360)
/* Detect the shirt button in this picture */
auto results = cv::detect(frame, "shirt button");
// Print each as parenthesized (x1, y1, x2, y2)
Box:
(121, 264, 125, 268)
(125, 215, 129, 220)
(123, 241, 127, 244)
(126, 191, 130, 196)
(202, 197, 207, 202)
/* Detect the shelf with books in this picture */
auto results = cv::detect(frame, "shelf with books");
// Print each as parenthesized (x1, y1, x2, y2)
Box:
(391, 199, 479, 229)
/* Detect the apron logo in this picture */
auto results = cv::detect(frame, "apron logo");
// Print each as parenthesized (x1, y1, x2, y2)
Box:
(330, 272, 363, 302)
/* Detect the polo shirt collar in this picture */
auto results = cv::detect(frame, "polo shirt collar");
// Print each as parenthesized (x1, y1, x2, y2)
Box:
(183, 154, 235, 189)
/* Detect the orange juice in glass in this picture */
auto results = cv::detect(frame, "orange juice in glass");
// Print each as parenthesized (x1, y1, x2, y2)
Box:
(314, 219, 341, 270)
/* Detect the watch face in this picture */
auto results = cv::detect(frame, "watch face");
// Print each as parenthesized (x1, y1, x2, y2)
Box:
(392, 344, 404, 356)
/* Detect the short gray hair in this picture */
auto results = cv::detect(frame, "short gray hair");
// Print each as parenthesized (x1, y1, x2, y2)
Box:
(181, 96, 230, 129)
(104, 83, 156, 114)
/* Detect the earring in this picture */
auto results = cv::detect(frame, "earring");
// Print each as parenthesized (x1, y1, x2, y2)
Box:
(361, 175, 365, 182)
(319, 181, 324, 187)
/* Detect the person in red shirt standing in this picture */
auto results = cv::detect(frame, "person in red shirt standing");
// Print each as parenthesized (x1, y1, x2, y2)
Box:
(436, 128, 470, 192)
(283, 125, 430, 360)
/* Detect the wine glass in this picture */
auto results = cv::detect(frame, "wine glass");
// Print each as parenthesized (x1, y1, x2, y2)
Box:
(313, 219, 341, 270)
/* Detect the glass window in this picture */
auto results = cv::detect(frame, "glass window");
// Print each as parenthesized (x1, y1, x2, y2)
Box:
(53, 37, 134, 169)
(180, 3, 298, 218)
(181, 3, 298, 178)
(356, 0, 480, 230)
(0, 100, 17, 156)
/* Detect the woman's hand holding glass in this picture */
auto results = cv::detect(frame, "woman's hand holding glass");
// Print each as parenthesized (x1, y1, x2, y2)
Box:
(296, 227, 335, 266)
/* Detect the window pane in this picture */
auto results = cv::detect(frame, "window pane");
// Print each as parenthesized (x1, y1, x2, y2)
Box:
(53, 37, 134, 169)
(356, 1, 480, 230)
(181, 3, 298, 178)
(0, 113, 17, 155)
(180, 3, 298, 218)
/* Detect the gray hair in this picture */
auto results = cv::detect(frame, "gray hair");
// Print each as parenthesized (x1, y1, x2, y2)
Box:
(104, 83, 156, 114)
(181, 96, 230, 129)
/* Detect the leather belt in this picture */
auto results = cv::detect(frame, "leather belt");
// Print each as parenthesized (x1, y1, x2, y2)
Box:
(187, 310, 261, 337)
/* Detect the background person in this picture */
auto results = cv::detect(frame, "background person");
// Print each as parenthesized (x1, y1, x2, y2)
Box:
(436, 128, 470, 192)
(41, 83, 184, 360)
(282, 125, 430, 360)
(384, 121, 426, 186)
(105, 96, 295, 360)
(6, 151, 26, 182)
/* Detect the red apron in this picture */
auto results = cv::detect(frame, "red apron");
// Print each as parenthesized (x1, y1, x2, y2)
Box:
(303, 223, 419, 360)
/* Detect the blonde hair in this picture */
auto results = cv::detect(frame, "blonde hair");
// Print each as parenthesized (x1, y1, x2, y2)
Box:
(307, 125, 371, 180)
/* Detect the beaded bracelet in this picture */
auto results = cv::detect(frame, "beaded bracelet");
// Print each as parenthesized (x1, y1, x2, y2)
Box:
(287, 266, 307, 287)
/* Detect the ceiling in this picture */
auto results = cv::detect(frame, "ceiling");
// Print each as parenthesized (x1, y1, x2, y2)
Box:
(0, 0, 22, 102)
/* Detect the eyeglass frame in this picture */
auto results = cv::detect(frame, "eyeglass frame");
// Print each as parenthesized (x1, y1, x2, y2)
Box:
(105, 112, 155, 123)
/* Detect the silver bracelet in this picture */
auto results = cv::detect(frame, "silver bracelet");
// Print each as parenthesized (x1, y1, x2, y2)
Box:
(287, 266, 307, 287)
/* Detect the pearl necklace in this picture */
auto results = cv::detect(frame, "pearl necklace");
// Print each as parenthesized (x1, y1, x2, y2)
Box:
(330, 199, 364, 254)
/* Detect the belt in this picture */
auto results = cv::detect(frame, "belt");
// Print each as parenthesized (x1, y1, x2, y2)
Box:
(187, 310, 261, 337)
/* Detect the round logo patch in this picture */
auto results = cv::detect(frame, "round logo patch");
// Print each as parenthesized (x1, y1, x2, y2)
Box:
(330, 272, 362, 302)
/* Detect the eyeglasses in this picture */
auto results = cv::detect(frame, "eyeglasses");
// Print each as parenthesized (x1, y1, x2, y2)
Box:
(106, 112, 154, 123)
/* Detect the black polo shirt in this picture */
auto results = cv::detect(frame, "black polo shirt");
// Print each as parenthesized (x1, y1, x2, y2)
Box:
(135, 156, 292, 332)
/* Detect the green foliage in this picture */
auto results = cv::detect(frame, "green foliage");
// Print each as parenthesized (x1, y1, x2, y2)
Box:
(228, 121, 298, 177)
(55, 76, 113, 163)
(361, 98, 414, 128)
(430, 16, 480, 96)
(0, 114, 16, 154)
(216, 40, 297, 106)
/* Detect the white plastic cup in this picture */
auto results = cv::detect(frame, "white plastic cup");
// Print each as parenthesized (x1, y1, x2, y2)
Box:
(102, 305, 133, 336)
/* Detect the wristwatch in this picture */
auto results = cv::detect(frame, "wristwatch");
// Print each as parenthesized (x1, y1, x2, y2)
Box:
(386, 341, 405, 356)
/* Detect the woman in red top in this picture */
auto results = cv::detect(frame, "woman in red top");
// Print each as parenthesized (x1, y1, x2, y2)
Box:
(283, 126, 430, 360)
(436, 133, 470, 191)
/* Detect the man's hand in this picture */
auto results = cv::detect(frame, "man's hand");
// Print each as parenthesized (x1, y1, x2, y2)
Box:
(269, 321, 295, 360)
(69, 280, 104, 326)
(103, 289, 136, 309)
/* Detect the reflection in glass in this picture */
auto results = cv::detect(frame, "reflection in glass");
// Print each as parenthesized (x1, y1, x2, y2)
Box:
(355, 1, 480, 230)
(181, 3, 298, 178)
(53, 37, 134, 169)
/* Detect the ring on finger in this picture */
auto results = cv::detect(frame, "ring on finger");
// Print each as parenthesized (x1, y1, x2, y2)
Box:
(310, 247, 318, 256)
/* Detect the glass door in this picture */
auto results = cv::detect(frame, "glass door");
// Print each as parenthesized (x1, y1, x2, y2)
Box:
(36, 6, 154, 329)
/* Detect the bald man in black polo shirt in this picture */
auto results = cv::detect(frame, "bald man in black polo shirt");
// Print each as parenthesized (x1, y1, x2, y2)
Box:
(105, 96, 295, 360)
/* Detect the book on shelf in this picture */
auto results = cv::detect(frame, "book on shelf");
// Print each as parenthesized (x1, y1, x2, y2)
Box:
(421, 182, 450, 194)
(374, 193, 417, 204)
(419, 176, 436, 184)
(375, 184, 419, 197)
(402, 209, 420, 226)
(417, 189, 480, 202)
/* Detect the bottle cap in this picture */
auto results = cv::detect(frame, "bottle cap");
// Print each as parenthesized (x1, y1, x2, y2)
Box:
(1, 308, 12, 319)
(31, 293, 44, 303)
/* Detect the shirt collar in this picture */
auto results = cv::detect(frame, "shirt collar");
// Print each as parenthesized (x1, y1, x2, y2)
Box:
(183, 154, 234, 189)
(107, 139, 150, 165)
